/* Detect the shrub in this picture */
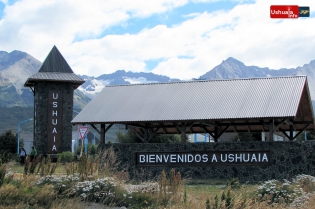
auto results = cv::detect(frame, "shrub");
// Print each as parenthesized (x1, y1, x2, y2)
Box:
(226, 178, 241, 189)
(0, 184, 20, 205)
(0, 159, 6, 187)
(58, 151, 74, 163)
(75, 144, 98, 156)
(256, 179, 298, 204)
(0, 150, 16, 163)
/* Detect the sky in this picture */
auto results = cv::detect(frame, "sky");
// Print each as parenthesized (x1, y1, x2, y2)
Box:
(0, 0, 314, 80)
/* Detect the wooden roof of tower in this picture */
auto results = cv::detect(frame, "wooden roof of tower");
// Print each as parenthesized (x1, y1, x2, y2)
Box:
(24, 46, 84, 89)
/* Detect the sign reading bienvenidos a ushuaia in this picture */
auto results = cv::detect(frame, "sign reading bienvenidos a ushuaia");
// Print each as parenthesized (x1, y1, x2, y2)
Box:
(136, 150, 270, 166)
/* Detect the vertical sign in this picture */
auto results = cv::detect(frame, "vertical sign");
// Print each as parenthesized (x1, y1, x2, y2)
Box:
(47, 91, 63, 153)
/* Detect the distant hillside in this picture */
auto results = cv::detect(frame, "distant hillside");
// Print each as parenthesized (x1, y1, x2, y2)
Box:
(78, 70, 180, 99)
(0, 50, 91, 109)
(0, 50, 91, 134)
(2, 48, 315, 137)
(200, 57, 315, 101)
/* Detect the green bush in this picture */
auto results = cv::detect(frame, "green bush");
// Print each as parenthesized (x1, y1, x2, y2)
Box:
(0, 150, 17, 163)
(88, 144, 97, 155)
(0, 159, 6, 187)
(57, 151, 74, 163)
(75, 144, 98, 156)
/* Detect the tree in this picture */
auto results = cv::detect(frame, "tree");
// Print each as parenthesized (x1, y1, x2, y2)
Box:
(0, 130, 17, 154)
(231, 132, 262, 142)
(116, 129, 185, 143)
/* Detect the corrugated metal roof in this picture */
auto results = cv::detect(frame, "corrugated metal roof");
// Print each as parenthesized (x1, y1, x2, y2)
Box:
(38, 45, 74, 73)
(25, 72, 84, 84)
(72, 76, 309, 124)
(24, 46, 85, 87)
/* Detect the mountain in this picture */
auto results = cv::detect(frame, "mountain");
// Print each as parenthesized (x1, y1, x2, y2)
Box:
(200, 57, 315, 101)
(0, 50, 91, 109)
(78, 70, 180, 98)
(0, 50, 41, 107)
(1, 49, 315, 137)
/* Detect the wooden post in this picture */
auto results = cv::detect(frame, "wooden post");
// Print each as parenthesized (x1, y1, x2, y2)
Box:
(181, 122, 186, 143)
(290, 120, 294, 141)
(144, 129, 148, 143)
(269, 119, 274, 141)
(214, 126, 218, 142)
(100, 124, 105, 145)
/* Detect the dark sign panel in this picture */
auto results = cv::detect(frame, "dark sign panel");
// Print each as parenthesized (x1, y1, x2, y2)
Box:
(47, 91, 63, 153)
(136, 150, 271, 166)
(299, 6, 310, 17)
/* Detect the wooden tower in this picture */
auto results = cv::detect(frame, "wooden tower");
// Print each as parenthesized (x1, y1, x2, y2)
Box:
(24, 46, 85, 156)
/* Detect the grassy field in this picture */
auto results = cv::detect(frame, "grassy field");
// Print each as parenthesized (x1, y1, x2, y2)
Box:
(9, 161, 67, 174)
(2, 153, 315, 209)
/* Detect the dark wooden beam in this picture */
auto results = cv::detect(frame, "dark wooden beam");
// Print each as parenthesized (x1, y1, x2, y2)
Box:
(144, 129, 148, 143)
(274, 119, 286, 132)
(293, 123, 311, 140)
(181, 122, 187, 143)
(279, 128, 290, 140)
(269, 119, 274, 141)
(100, 124, 105, 146)
(159, 123, 168, 134)
(217, 125, 230, 138)
(131, 128, 145, 143)
(90, 124, 101, 135)
(148, 128, 161, 142)
(105, 124, 113, 133)
(173, 122, 181, 134)
(215, 126, 220, 142)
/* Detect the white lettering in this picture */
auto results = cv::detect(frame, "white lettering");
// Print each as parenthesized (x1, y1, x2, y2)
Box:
(149, 155, 155, 163)
(53, 136, 56, 142)
(156, 155, 162, 163)
(228, 154, 234, 162)
(212, 154, 218, 162)
(195, 154, 201, 162)
(243, 154, 250, 162)
(235, 154, 242, 162)
(52, 128, 57, 133)
(187, 154, 194, 162)
(251, 154, 257, 162)
(139, 155, 145, 163)
(202, 154, 208, 162)
(53, 93, 58, 99)
(170, 154, 176, 163)
(163, 154, 169, 162)
(52, 110, 57, 116)
(53, 102, 57, 108)
(52, 145, 57, 151)
(262, 153, 268, 162)
(221, 154, 227, 162)
(177, 154, 184, 163)
(52, 119, 57, 125)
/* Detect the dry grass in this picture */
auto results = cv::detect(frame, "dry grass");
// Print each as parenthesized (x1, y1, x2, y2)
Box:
(3, 149, 315, 209)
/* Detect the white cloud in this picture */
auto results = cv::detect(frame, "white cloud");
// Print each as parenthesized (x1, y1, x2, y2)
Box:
(0, 0, 188, 61)
(0, 0, 315, 80)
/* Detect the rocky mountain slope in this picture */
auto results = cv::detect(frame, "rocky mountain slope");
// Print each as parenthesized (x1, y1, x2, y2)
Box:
(78, 70, 180, 98)
(0, 50, 91, 109)
(200, 57, 315, 100)
(1, 49, 315, 106)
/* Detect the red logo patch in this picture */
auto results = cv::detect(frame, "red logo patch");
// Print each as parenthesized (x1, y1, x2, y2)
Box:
(270, 5, 299, 18)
